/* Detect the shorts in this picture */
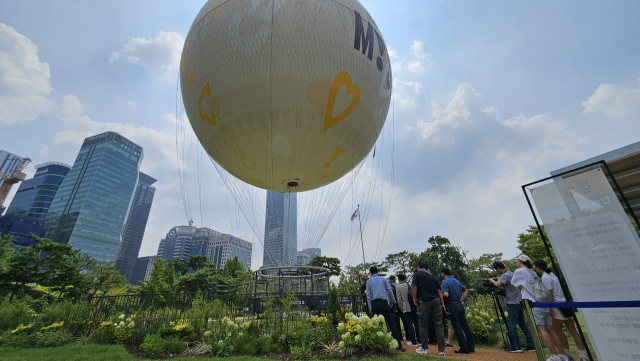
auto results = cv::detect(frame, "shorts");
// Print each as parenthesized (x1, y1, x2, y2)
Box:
(551, 307, 575, 320)
(532, 308, 552, 326)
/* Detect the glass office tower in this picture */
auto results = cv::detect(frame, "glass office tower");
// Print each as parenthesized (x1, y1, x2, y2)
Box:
(262, 191, 297, 268)
(0, 150, 27, 190)
(45, 132, 143, 262)
(6, 162, 71, 219)
(115, 172, 156, 283)
(0, 162, 71, 248)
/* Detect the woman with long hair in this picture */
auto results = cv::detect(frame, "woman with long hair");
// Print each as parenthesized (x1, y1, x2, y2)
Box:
(533, 259, 588, 361)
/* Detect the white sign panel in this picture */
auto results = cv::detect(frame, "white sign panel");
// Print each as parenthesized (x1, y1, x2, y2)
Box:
(530, 168, 640, 361)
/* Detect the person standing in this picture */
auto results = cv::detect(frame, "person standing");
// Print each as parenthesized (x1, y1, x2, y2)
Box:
(388, 275, 404, 344)
(511, 255, 565, 361)
(490, 261, 535, 353)
(360, 275, 369, 314)
(533, 259, 588, 361)
(396, 273, 421, 346)
(411, 260, 446, 356)
(365, 266, 406, 351)
(441, 267, 475, 354)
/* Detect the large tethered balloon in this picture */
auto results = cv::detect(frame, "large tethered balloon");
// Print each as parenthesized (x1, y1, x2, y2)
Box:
(180, 0, 392, 193)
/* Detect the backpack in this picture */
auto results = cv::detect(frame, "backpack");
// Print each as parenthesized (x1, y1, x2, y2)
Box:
(527, 269, 552, 303)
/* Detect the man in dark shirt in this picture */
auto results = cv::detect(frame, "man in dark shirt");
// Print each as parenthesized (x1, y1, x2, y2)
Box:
(441, 267, 474, 354)
(411, 260, 446, 356)
(360, 275, 369, 313)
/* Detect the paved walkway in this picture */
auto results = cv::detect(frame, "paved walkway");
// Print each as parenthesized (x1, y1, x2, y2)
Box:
(403, 342, 539, 360)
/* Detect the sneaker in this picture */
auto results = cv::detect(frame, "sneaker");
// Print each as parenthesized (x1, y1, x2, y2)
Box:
(564, 355, 575, 361)
(416, 347, 429, 355)
(454, 349, 469, 354)
(546, 356, 563, 361)
(525, 346, 536, 351)
(407, 341, 420, 347)
(438, 351, 445, 356)
(507, 348, 523, 353)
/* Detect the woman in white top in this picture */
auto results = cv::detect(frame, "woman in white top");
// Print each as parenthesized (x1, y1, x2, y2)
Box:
(533, 259, 588, 361)
(511, 255, 564, 361)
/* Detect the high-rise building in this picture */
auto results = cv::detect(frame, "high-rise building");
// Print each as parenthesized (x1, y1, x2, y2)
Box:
(115, 172, 157, 283)
(0, 161, 71, 248)
(156, 225, 196, 260)
(129, 256, 157, 286)
(6, 162, 72, 219)
(44, 132, 143, 262)
(0, 150, 27, 190)
(0, 150, 29, 212)
(262, 191, 297, 268)
(158, 225, 253, 270)
(297, 248, 321, 265)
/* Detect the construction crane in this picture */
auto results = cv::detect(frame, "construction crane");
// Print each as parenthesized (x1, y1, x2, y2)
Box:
(0, 157, 31, 210)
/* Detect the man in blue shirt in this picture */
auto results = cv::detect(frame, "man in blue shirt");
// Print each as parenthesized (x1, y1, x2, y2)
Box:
(441, 267, 475, 354)
(366, 266, 406, 351)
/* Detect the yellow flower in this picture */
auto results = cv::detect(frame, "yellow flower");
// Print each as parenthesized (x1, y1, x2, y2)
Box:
(41, 321, 64, 331)
(100, 321, 112, 328)
(11, 324, 32, 334)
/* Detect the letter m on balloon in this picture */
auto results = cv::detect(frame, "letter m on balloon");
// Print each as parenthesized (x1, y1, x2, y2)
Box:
(353, 11, 376, 60)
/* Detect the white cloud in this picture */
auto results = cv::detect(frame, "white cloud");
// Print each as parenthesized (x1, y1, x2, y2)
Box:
(392, 79, 424, 108)
(127, 100, 137, 107)
(110, 31, 184, 82)
(0, 23, 55, 127)
(390, 40, 434, 74)
(582, 78, 640, 117)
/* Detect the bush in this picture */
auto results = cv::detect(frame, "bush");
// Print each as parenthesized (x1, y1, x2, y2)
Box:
(0, 331, 38, 348)
(0, 300, 36, 332)
(466, 295, 502, 345)
(35, 329, 74, 347)
(211, 338, 235, 357)
(336, 313, 396, 353)
(164, 337, 187, 355)
(327, 286, 342, 326)
(291, 345, 313, 360)
(140, 334, 166, 358)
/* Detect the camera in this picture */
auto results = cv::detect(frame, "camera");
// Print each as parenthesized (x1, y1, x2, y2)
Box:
(492, 288, 506, 297)
(482, 278, 496, 288)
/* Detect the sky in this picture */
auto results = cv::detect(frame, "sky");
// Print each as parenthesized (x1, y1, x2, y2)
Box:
(1, 0, 640, 270)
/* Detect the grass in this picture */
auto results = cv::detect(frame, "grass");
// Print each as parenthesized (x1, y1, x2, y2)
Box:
(0, 344, 463, 361)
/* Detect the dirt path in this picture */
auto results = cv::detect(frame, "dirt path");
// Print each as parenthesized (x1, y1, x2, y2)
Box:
(403, 341, 539, 360)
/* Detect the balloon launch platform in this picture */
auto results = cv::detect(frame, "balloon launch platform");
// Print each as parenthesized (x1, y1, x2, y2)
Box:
(251, 266, 331, 314)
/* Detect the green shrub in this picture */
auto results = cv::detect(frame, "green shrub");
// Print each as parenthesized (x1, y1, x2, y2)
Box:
(211, 338, 235, 357)
(0, 301, 36, 331)
(280, 323, 330, 351)
(35, 329, 74, 347)
(336, 313, 396, 353)
(465, 295, 502, 345)
(140, 334, 166, 358)
(327, 286, 342, 326)
(164, 337, 187, 355)
(291, 345, 313, 360)
(1, 332, 38, 348)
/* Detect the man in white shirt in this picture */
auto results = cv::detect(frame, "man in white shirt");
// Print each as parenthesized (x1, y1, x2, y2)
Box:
(511, 255, 565, 361)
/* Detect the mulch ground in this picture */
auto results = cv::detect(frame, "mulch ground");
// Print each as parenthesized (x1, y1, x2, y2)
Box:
(402, 341, 538, 361)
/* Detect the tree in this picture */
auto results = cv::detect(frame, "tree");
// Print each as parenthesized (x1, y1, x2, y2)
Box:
(410, 236, 468, 284)
(88, 261, 127, 294)
(337, 262, 388, 294)
(308, 255, 341, 277)
(35, 237, 94, 299)
(383, 251, 417, 276)
(0, 242, 44, 301)
(465, 252, 503, 292)
(0, 234, 13, 274)
(140, 258, 176, 294)
(327, 285, 341, 326)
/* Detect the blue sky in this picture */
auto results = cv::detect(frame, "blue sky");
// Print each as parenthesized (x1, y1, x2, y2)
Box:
(2, 0, 640, 269)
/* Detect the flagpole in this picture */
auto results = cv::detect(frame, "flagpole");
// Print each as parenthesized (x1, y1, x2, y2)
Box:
(357, 204, 366, 267)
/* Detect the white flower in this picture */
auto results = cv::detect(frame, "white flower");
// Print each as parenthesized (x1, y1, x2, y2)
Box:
(337, 322, 344, 329)
(218, 340, 223, 344)
(128, 322, 135, 328)
(354, 335, 361, 343)
(356, 325, 363, 333)
(338, 341, 345, 348)
(377, 331, 384, 337)
(351, 315, 358, 322)
(222, 317, 229, 322)
(119, 314, 125, 319)
(119, 321, 125, 327)
(239, 332, 244, 337)
(391, 339, 399, 349)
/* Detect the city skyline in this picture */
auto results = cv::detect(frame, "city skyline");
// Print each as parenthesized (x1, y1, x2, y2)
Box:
(263, 191, 297, 269)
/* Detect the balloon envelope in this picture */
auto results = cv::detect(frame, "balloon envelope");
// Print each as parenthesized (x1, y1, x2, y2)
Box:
(180, 0, 392, 193)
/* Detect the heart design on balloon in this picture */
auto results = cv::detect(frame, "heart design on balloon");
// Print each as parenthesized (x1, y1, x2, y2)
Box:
(323, 71, 361, 132)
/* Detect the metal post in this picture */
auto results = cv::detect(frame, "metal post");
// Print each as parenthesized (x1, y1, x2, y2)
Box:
(523, 301, 545, 361)
(357, 204, 366, 268)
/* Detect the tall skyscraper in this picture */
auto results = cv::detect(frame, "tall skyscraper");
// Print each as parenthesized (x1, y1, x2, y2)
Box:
(45, 132, 143, 262)
(263, 191, 297, 268)
(130, 256, 157, 285)
(0, 161, 71, 248)
(115, 172, 157, 283)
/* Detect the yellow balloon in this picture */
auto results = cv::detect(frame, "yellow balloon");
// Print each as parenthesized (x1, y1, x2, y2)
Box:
(181, 0, 392, 192)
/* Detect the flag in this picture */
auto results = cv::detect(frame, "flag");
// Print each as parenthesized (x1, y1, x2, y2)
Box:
(350, 208, 359, 221)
